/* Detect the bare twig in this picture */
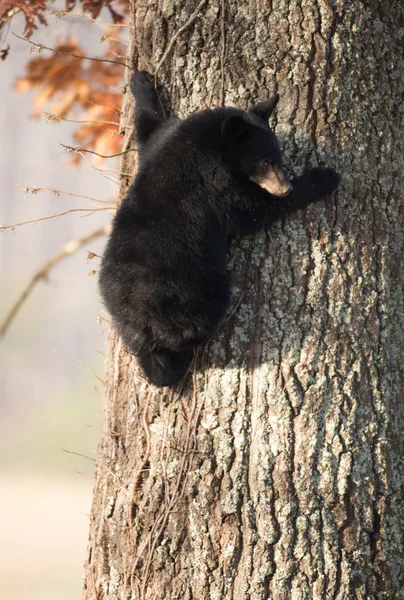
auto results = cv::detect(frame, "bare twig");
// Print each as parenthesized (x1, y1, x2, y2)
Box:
(60, 143, 135, 160)
(0, 224, 111, 339)
(94, 168, 133, 178)
(44, 112, 123, 128)
(100, 463, 126, 488)
(81, 158, 121, 185)
(73, 469, 94, 481)
(49, 10, 133, 29)
(1, 207, 113, 231)
(12, 32, 128, 68)
(53, 349, 104, 383)
(102, 35, 127, 47)
(85, 422, 120, 437)
(63, 449, 96, 462)
(81, 156, 122, 184)
(154, 0, 208, 75)
(13, 183, 114, 205)
(107, 47, 126, 58)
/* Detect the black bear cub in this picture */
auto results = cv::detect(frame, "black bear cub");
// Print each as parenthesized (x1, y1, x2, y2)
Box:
(99, 71, 340, 387)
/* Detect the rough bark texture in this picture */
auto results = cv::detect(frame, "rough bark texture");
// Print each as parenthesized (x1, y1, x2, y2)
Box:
(83, 1, 404, 599)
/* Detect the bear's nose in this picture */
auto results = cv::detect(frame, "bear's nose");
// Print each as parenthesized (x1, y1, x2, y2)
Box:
(250, 165, 293, 197)
(273, 166, 292, 196)
(267, 167, 293, 197)
(278, 182, 293, 197)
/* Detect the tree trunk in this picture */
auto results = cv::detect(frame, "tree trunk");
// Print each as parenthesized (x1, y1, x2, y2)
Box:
(83, 1, 404, 598)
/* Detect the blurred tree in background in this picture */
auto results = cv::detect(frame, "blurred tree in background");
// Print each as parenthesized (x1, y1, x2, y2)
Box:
(0, 4, 129, 600)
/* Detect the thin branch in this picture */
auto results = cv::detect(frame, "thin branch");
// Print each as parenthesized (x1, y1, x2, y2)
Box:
(44, 112, 123, 128)
(12, 32, 128, 68)
(60, 143, 135, 160)
(82, 208, 110, 218)
(70, 149, 135, 186)
(0, 224, 111, 339)
(103, 36, 127, 47)
(1, 207, 113, 231)
(154, 0, 208, 75)
(81, 155, 121, 185)
(92, 167, 133, 177)
(100, 463, 126, 488)
(73, 469, 94, 481)
(53, 349, 104, 383)
(63, 449, 96, 462)
(85, 422, 120, 437)
(49, 10, 133, 29)
(13, 183, 114, 205)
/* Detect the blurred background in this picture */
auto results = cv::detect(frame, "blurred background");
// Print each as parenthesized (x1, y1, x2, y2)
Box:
(0, 5, 126, 599)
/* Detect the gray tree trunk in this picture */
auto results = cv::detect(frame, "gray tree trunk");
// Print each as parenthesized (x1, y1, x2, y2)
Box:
(83, 1, 404, 599)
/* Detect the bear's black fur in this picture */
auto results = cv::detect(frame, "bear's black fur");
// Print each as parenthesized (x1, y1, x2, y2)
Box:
(99, 71, 340, 387)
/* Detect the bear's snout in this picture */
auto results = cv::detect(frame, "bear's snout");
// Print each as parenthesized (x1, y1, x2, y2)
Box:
(252, 166, 293, 197)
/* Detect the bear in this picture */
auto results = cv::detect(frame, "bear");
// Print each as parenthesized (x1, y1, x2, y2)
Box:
(99, 71, 340, 387)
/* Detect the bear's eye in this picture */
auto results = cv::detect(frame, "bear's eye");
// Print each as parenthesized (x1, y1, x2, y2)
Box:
(259, 159, 270, 168)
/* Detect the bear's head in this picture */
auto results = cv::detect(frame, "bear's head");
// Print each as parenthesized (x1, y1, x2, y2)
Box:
(221, 95, 293, 198)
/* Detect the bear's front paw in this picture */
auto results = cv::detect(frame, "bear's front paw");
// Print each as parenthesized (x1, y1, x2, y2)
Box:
(308, 167, 341, 198)
(130, 70, 155, 96)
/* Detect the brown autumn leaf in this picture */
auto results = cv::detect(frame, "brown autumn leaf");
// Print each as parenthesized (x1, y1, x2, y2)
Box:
(0, 1, 49, 38)
(65, 0, 127, 24)
(0, 45, 10, 61)
(15, 35, 125, 162)
(0, 1, 127, 38)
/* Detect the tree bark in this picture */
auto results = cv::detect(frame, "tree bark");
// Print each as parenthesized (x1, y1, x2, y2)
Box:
(83, 1, 404, 598)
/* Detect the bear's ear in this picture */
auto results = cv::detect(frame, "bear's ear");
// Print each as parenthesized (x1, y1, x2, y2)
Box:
(250, 94, 279, 121)
(221, 115, 247, 142)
